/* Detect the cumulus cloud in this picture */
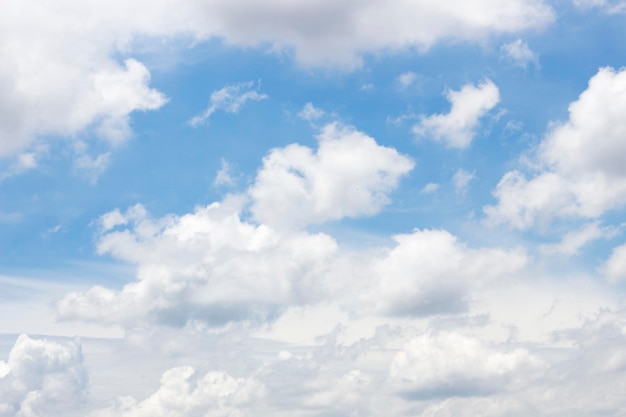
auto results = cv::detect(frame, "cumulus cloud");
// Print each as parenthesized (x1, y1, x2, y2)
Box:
(249, 122, 414, 229)
(501, 39, 539, 68)
(188, 81, 267, 127)
(388, 331, 544, 399)
(413, 80, 500, 148)
(485, 67, 626, 229)
(55, 210, 526, 328)
(0, 334, 87, 417)
(89, 366, 264, 417)
(366, 229, 528, 317)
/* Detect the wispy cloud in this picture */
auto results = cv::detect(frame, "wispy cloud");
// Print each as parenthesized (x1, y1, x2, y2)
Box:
(188, 81, 267, 127)
(501, 39, 539, 68)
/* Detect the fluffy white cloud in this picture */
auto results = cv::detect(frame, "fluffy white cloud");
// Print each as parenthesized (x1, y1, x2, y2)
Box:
(0, 334, 87, 417)
(0, 0, 552, 161)
(199, 0, 553, 69)
(249, 122, 414, 229)
(485, 67, 626, 229)
(388, 331, 544, 399)
(90, 366, 264, 417)
(188, 81, 267, 127)
(56, 197, 340, 327)
(366, 229, 528, 317)
(413, 80, 500, 148)
(56, 211, 527, 328)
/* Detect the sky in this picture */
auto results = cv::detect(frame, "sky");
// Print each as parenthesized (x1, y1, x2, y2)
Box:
(2, 0, 626, 416)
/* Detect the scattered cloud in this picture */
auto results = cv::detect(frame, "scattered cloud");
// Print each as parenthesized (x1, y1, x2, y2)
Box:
(396, 71, 421, 89)
(74, 152, 112, 184)
(453, 169, 476, 194)
(501, 39, 539, 68)
(297, 102, 325, 122)
(188, 81, 267, 127)
(413, 80, 500, 148)
(213, 159, 235, 187)
(421, 182, 440, 194)
(572, 0, 626, 13)
(602, 243, 626, 283)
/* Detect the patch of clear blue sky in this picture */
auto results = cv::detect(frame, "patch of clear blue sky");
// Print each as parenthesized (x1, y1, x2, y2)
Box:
(1, 4, 626, 275)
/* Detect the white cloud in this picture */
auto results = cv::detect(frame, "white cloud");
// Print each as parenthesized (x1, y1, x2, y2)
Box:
(413, 80, 500, 148)
(0, 334, 88, 417)
(297, 102, 325, 121)
(453, 169, 475, 194)
(55, 212, 526, 328)
(188, 81, 267, 127)
(56, 197, 341, 327)
(366, 229, 528, 317)
(195, 0, 553, 70)
(89, 366, 264, 417)
(249, 122, 414, 230)
(388, 331, 544, 399)
(485, 67, 626, 229)
(53, 120, 416, 327)
(501, 39, 539, 68)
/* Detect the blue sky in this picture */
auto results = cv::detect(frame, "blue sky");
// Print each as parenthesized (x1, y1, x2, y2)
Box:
(2, 1, 626, 416)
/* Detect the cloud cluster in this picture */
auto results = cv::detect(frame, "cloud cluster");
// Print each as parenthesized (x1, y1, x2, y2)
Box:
(0, 335, 87, 417)
(485, 67, 626, 229)
(389, 331, 544, 399)
(55, 123, 528, 329)
(1, 0, 552, 163)
(90, 366, 264, 417)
